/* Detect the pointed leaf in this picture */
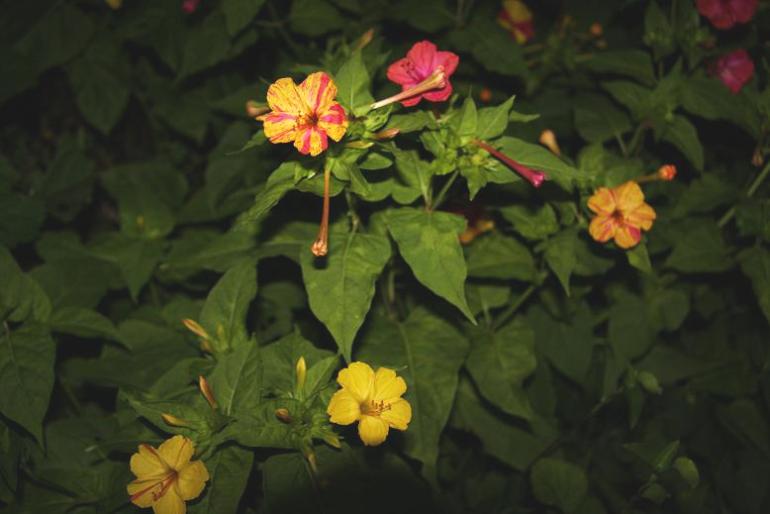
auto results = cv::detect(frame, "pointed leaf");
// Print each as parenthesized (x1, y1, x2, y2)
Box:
(200, 261, 257, 353)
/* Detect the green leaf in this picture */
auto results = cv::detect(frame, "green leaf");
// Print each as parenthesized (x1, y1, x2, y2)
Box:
(38, 137, 95, 223)
(544, 229, 578, 295)
(466, 233, 537, 282)
(643, 1, 675, 60)
(602, 81, 651, 120)
(583, 50, 656, 86)
(528, 305, 594, 384)
(222, 0, 265, 35)
(531, 458, 589, 514)
(448, 17, 527, 78)
(496, 137, 579, 191)
(288, 0, 344, 36)
(262, 331, 334, 396)
(0, 191, 45, 247)
(574, 95, 633, 143)
(665, 221, 731, 273)
(0, 245, 52, 323)
(210, 340, 262, 415)
(608, 292, 654, 361)
(0, 323, 55, 444)
(49, 306, 122, 344)
(189, 445, 254, 514)
(385, 111, 437, 134)
(449, 97, 478, 140)
(392, 148, 431, 204)
(67, 36, 129, 135)
(739, 247, 770, 325)
(385, 208, 475, 323)
(476, 95, 515, 140)
(301, 229, 391, 361)
(659, 115, 704, 171)
(465, 317, 536, 419)
(499, 203, 559, 241)
(178, 12, 232, 79)
(334, 49, 374, 114)
(680, 77, 760, 137)
(200, 261, 257, 353)
(235, 163, 297, 230)
(452, 378, 548, 470)
(357, 309, 469, 481)
(90, 234, 164, 300)
(626, 243, 652, 274)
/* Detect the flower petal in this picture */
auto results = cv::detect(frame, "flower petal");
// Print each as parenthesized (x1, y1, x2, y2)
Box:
(358, 415, 389, 446)
(317, 103, 348, 142)
(386, 57, 421, 87)
(372, 367, 407, 402)
(406, 41, 439, 78)
(614, 181, 646, 211)
(152, 487, 186, 514)
(625, 203, 656, 231)
(423, 83, 453, 103)
(266, 77, 306, 114)
(327, 389, 361, 425)
(589, 215, 617, 243)
(157, 435, 194, 472)
(380, 398, 412, 431)
(337, 361, 375, 402)
(587, 187, 616, 215)
(298, 72, 338, 114)
(293, 126, 328, 156)
(128, 478, 164, 508)
(614, 224, 641, 249)
(263, 112, 298, 144)
(131, 444, 169, 479)
(435, 50, 459, 77)
(176, 461, 209, 501)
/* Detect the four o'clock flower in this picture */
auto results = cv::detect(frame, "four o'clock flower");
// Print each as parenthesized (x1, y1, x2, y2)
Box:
(372, 41, 459, 109)
(473, 139, 547, 188)
(713, 49, 755, 94)
(588, 181, 656, 249)
(497, 0, 535, 44)
(127, 435, 209, 514)
(327, 362, 412, 446)
(260, 72, 348, 156)
(696, 0, 758, 29)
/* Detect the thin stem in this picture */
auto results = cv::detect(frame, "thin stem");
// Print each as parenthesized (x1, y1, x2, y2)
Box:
(430, 168, 460, 211)
(718, 160, 770, 228)
(491, 283, 538, 331)
(614, 132, 628, 157)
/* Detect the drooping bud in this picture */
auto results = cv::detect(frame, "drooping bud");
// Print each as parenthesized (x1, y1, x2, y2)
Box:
(275, 408, 292, 424)
(198, 375, 218, 410)
(657, 164, 677, 181)
(538, 129, 561, 156)
(161, 413, 189, 427)
(589, 22, 603, 37)
(311, 167, 332, 257)
(296, 356, 307, 390)
(373, 128, 400, 140)
(246, 100, 269, 119)
(355, 28, 375, 51)
(479, 88, 493, 103)
(473, 139, 547, 188)
(370, 67, 447, 110)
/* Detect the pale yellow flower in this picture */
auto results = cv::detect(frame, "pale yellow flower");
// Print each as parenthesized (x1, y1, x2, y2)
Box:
(327, 362, 412, 446)
(127, 435, 209, 514)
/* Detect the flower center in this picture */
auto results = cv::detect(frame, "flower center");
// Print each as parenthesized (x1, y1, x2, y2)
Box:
(130, 471, 178, 504)
(612, 210, 626, 224)
(361, 399, 391, 417)
(298, 111, 320, 129)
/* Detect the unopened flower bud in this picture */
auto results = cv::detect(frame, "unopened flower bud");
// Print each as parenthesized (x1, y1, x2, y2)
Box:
(752, 148, 764, 167)
(105, 0, 123, 9)
(323, 432, 341, 449)
(637, 371, 662, 395)
(355, 28, 375, 50)
(296, 356, 307, 390)
(345, 140, 374, 149)
(657, 164, 677, 181)
(373, 128, 400, 140)
(246, 100, 269, 118)
(589, 22, 603, 37)
(538, 129, 561, 156)
(198, 375, 218, 410)
(161, 413, 189, 427)
(479, 88, 493, 103)
(182, 319, 210, 340)
(275, 408, 292, 424)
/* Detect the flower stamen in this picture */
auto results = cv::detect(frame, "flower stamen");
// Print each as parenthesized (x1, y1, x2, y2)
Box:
(371, 67, 447, 110)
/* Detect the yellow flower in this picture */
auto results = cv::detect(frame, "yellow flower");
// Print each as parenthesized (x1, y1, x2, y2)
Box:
(327, 362, 412, 446)
(127, 435, 210, 514)
(588, 181, 656, 249)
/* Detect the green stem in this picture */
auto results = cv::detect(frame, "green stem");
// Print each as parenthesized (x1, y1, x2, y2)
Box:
(627, 121, 650, 156)
(430, 168, 460, 211)
(718, 160, 770, 228)
(491, 283, 538, 331)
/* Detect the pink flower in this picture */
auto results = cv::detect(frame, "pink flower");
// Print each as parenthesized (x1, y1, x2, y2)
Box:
(713, 50, 755, 93)
(473, 140, 547, 188)
(182, 0, 201, 14)
(382, 41, 459, 108)
(696, 0, 758, 29)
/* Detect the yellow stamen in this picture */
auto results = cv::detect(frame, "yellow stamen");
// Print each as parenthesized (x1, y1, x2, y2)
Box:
(361, 399, 391, 416)
(370, 67, 447, 110)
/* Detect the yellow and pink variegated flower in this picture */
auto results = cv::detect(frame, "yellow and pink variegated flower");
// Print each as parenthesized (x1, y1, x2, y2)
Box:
(588, 181, 656, 249)
(260, 72, 348, 157)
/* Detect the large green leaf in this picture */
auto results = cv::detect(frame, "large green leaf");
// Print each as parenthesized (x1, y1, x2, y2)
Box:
(531, 457, 589, 513)
(190, 445, 254, 514)
(665, 221, 731, 273)
(334, 49, 374, 114)
(476, 95, 515, 140)
(221, 0, 266, 35)
(210, 339, 262, 415)
(0, 245, 51, 323)
(466, 233, 537, 282)
(385, 208, 475, 322)
(496, 137, 579, 191)
(89, 234, 164, 301)
(544, 228, 578, 295)
(200, 261, 257, 353)
(465, 317, 536, 419)
(0, 323, 55, 444)
(659, 115, 704, 171)
(357, 309, 469, 481)
(740, 247, 770, 325)
(236, 163, 297, 230)
(300, 229, 391, 361)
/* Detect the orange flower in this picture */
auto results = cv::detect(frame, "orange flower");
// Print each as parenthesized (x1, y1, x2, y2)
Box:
(260, 72, 348, 156)
(588, 181, 656, 249)
(657, 164, 677, 181)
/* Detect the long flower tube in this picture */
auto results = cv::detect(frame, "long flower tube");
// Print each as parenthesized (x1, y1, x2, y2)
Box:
(473, 139, 547, 188)
(311, 166, 332, 257)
